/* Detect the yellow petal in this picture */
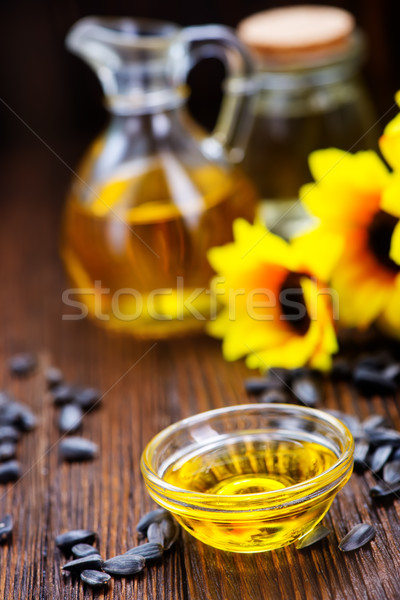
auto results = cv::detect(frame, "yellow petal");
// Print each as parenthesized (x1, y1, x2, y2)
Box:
(381, 179, 400, 218)
(378, 275, 400, 335)
(389, 222, 400, 265)
(308, 148, 348, 182)
(291, 228, 344, 282)
(333, 268, 393, 328)
(301, 152, 387, 227)
(380, 110, 400, 171)
(309, 149, 389, 192)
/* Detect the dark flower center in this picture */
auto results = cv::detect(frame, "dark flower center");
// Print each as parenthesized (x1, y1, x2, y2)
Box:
(280, 273, 311, 336)
(368, 210, 400, 273)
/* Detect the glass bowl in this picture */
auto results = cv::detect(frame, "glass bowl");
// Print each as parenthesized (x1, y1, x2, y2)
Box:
(140, 404, 354, 553)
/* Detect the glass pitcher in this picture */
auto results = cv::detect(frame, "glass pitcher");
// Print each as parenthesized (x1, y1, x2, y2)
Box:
(62, 17, 257, 338)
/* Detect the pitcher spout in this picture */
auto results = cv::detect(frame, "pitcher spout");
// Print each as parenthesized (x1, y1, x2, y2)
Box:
(66, 16, 188, 115)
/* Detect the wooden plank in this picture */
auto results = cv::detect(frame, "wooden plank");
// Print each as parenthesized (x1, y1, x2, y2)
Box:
(1, 149, 400, 598)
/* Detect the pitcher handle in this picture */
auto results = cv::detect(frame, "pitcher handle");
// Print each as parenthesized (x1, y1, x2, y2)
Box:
(180, 25, 255, 164)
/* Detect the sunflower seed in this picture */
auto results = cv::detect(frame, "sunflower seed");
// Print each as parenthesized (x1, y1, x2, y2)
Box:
(0, 401, 37, 431)
(295, 524, 331, 549)
(147, 522, 164, 545)
(59, 437, 98, 461)
(353, 368, 396, 396)
(0, 514, 13, 543)
(370, 481, 400, 499)
(62, 553, 102, 574)
(56, 529, 96, 552)
(0, 403, 22, 427)
(0, 443, 16, 462)
(367, 428, 400, 446)
(51, 384, 77, 406)
(0, 392, 13, 407)
(331, 359, 352, 381)
(45, 367, 64, 389)
(17, 404, 37, 431)
(362, 415, 387, 431)
(59, 404, 83, 434)
(382, 363, 400, 383)
(259, 390, 289, 404)
(125, 542, 163, 561)
(369, 444, 393, 472)
(80, 570, 111, 587)
(269, 368, 291, 384)
(136, 509, 171, 534)
(160, 518, 179, 550)
(288, 367, 311, 381)
(356, 352, 392, 370)
(0, 426, 20, 443)
(353, 441, 369, 470)
(383, 460, 400, 484)
(103, 554, 145, 576)
(0, 460, 21, 483)
(244, 378, 282, 394)
(75, 388, 101, 410)
(9, 353, 37, 377)
(338, 523, 375, 551)
(325, 410, 362, 438)
(293, 377, 321, 407)
(392, 447, 400, 461)
(71, 543, 98, 558)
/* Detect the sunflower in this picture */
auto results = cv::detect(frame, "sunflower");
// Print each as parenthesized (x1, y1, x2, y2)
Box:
(299, 147, 400, 332)
(207, 219, 339, 372)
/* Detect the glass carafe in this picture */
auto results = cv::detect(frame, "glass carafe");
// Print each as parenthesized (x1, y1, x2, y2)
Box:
(218, 6, 376, 237)
(62, 17, 257, 338)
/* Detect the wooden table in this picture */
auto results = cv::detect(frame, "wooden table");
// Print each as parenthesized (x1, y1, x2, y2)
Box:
(1, 146, 400, 600)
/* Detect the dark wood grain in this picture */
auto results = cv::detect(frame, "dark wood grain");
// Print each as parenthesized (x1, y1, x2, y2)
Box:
(1, 146, 400, 599)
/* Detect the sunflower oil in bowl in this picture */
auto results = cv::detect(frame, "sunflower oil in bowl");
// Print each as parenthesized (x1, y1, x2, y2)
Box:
(163, 432, 341, 552)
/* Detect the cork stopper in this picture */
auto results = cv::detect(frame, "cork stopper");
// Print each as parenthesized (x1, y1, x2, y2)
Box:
(237, 5, 356, 64)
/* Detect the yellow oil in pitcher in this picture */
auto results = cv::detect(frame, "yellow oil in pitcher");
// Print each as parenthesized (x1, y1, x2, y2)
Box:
(61, 161, 256, 338)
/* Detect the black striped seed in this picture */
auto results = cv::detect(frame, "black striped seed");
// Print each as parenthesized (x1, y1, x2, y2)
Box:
(383, 460, 400, 484)
(147, 522, 164, 546)
(292, 377, 321, 407)
(338, 524, 375, 551)
(136, 509, 171, 534)
(9, 353, 37, 377)
(0, 460, 21, 483)
(370, 481, 400, 499)
(45, 367, 64, 389)
(0, 426, 20, 443)
(51, 384, 77, 406)
(71, 543, 99, 558)
(369, 445, 393, 472)
(62, 554, 103, 574)
(0, 514, 13, 543)
(80, 570, 111, 587)
(296, 524, 331, 549)
(125, 542, 163, 561)
(103, 554, 145, 576)
(0, 443, 16, 462)
(59, 437, 98, 462)
(160, 518, 179, 550)
(59, 404, 83, 434)
(75, 388, 101, 410)
(56, 529, 96, 552)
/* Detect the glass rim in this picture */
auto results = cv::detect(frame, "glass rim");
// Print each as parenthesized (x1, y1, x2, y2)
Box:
(67, 16, 182, 50)
(140, 403, 354, 510)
